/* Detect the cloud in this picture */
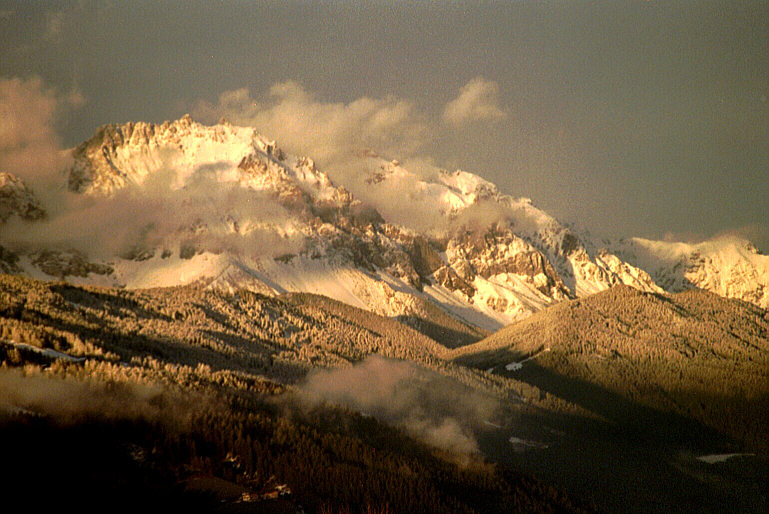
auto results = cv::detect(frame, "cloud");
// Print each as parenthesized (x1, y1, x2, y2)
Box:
(0, 76, 64, 187)
(194, 81, 427, 168)
(1, 76, 517, 260)
(704, 224, 769, 254)
(659, 224, 769, 250)
(299, 355, 500, 460)
(442, 77, 506, 126)
(0, 76, 83, 194)
(192, 80, 520, 236)
(0, 75, 306, 261)
(43, 10, 65, 43)
(3, 157, 304, 260)
(0, 367, 204, 428)
(193, 81, 451, 232)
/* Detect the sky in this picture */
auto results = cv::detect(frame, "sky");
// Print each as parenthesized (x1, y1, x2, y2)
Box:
(1, 1, 767, 251)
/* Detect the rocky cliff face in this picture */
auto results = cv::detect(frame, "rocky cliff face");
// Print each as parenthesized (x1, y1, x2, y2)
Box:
(0, 172, 45, 223)
(1, 116, 766, 329)
(0, 172, 46, 274)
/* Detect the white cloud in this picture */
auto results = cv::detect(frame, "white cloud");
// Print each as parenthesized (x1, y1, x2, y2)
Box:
(2, 165, 303, 259)
(661, 224, 769, 254)
(0, 76, 71, 192)
(301, 355, 500, 459)
(191, 81, 518, 235)
(193, 81, 443, 231)
(442, 77, 506, 126)
(194, 81, 427, 168)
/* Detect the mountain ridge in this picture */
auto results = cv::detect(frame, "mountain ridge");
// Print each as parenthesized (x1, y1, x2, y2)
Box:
(1, 115, 767, 330)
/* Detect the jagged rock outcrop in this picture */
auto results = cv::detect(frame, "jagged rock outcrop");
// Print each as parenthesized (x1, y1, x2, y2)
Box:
(0, 172, 45, 223)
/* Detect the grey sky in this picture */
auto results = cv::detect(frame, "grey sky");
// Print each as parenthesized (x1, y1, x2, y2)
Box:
(1, 1, 767, 250)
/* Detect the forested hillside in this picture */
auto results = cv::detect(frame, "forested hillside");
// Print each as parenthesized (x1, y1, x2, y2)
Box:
(2, 275, 768, 512)
(453, 285, 769, 449)
(0, 273, 586, 513)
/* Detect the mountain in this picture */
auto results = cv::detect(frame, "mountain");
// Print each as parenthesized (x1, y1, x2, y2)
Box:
(1, 115, 766, 514)
(0, 171, 46, 224)
(449, 285, 769, 513)
(612, 236, 769, 309)
(1, 115, 767, 331)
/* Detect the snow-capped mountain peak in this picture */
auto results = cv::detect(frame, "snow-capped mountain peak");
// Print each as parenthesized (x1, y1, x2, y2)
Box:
(67, 115, 339, 201)
(613, 235, 769, 309)
(1, 116, 766, 331)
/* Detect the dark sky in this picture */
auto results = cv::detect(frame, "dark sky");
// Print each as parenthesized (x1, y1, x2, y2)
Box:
(1, 1, 767, 250)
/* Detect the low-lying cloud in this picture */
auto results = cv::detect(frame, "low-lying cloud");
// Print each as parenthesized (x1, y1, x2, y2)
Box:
(0, 368, 182, 425)
(3, 160, 304, 259)
(300, 355, 499, 459)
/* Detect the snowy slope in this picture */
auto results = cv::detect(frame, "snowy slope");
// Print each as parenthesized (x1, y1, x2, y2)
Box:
(613, 236, 769, 309)
(361, 158, 662, 299)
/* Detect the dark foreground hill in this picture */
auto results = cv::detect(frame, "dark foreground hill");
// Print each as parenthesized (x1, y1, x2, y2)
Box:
(451, 285, 769, 513)
(0, 274, 585, 513)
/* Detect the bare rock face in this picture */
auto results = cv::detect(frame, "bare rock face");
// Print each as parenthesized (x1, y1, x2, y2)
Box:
(68, 122, 159, 193)
(446, 225, 571, 300)
(0, 245, 21, 273)
(0, 172, 46, 223)
(405, 236, 445, 280)
(31, 250, 113, 279)
(559, 232, 580, 256)
(432, 265, 475, 299)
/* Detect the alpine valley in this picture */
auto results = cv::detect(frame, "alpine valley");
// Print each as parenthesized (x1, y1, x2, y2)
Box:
(1, 116, 767, 513)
